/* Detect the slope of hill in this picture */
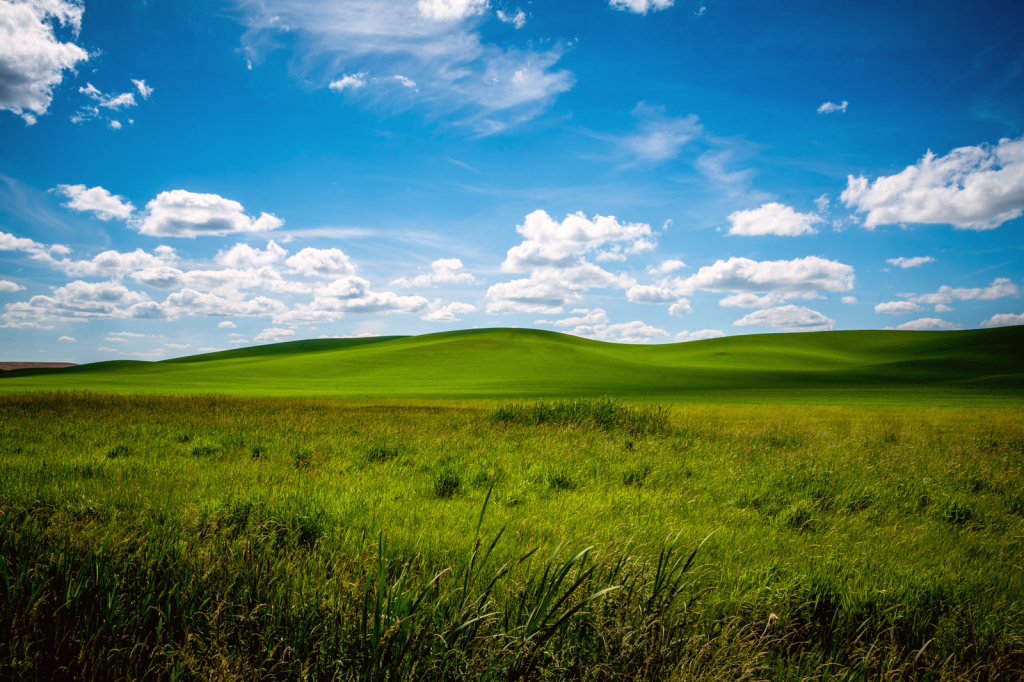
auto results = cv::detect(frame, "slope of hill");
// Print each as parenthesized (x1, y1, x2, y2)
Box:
(2, 327, 1022, 405)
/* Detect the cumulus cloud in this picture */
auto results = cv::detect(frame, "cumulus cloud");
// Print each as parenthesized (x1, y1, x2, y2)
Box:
(570, 320, 670, 344)
(875, 301, 923, 315)
(1, 280, 153, 328)
(539, 308, 609, 327)
(841, 136, 1024, 230)
(216, 240, 287, 268)
(896, 318, 960, 331)
(58, 335, 75, 342)
(160, 289, 290, 321)
(617, 102, 702, 164)
(253, 327, 296, 343)
(647, 259, 685, 275)
(501, 210, 653, 272)
(420, 300, 476, 321)
(53, 184, 135, 220)
(727, 202, 823, 237)
(218, 320, 236, 328)
(609, 0, 674, 14)
(817, 101, 847, 114)
(626, 284, 679, 305)
(236, 0, 573, 133)
(732, 305, 836, 332)
(496, 9, 525, 28)
(0, 280, 24, 292)
(672, 256, 855, 297)
(905, 278, 1019, 305)
(674, 329, 725, 342)
(486, 210, 644, 313)
(164, 343, 191, 349)
(0, 0, 89, 123)
(286, 247, 356, 277)
(97, 347, 123, 354)
(887, 256, 935, 268)
(391, 258, 476, 287)
(981, 312, 1024, 328)
(329, 73, 366, 92)
(308, 277, 429, 316)
(131, 190, 283, 238)
(841, 296, 858, 305)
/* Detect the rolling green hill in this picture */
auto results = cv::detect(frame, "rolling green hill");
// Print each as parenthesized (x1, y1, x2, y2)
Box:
(2, 327, 1022, 405)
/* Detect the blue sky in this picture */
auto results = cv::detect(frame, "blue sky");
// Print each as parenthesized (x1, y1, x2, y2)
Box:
(1, 0, 1022, 362)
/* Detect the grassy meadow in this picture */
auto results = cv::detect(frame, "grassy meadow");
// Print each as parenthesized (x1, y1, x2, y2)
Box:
(2, 392, 1023, 680)
(2, 327, 1023, 405)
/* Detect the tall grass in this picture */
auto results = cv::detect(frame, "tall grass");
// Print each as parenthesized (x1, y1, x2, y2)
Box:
(1, 392, 1023, 680)
(491, 397, 672, 435)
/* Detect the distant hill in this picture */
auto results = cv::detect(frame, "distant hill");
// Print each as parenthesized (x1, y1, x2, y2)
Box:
(2, 327, 1022, 406)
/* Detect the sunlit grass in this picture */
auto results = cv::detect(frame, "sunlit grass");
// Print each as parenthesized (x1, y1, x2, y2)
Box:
(1, 392, 1022, 680)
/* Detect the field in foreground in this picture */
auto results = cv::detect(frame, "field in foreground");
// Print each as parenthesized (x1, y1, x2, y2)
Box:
(2, 393, 1022, 680)
(2, 326, 1023, 405)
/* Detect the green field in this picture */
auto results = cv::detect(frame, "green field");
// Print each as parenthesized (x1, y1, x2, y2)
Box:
(2, 329, 1023, 680)
(3, 326, 1023, 404)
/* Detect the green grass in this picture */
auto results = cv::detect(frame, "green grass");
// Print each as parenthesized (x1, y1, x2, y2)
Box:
(2, 326, 1023, 405)
(2, 393, 1023, 680)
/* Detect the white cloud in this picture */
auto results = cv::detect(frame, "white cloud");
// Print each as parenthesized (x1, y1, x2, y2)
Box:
(727, 202, 823, 237)
(253, 327, 296, 343)
(841, 136, 1024, 230)
(108, 119, 122, 130)
(47, 247, 176, 278)
(286, 247, 356, 277)
(981, 312, 1024, 328)
(218, 320, 237, 328)
(58, 335, 75, 342)
(609, 0, 674, 14)
(159, 289, 291, 321)
(841, 296, 858, 305)
(131, 190, 283, 238)
(501, 210, 653, 272)
(418, 0, 488, 20)
(420, 300, 476, 321)
(236, 0, 573, 133)
(486, 262, 631, 313)
(570, 320, 670, 343)
(875, 301, 923, 315)
(132, 79, 153, 98)
(103, 336, 129, 343)
(896, 318, 960, 331)
(906, 278, 1019, 305)
(328, 73, 366, 92)
(0, 0, 88, 122)
(132, 350, 165, 359)
(718, 292, 786, 308)
(626, 284, 680, 304)
(0, 230, 71, 261)
(107, 331, 146, 338)
(0, 280, 24, 292)
(229, 339, 250, 345)
(54, 184, 135, 221)
(164, 343, 191, 349)
(496, 9, 525, 28)
(668, 300, 692, 316)
(541, 308, 609, 327)
(817, 101, 847, 114)
(887, 256, 935, 268)
(216, 240, 287, 268)
(391, 74, 417, 88)
(391, 258, 476, 287)
(672, 256, 855, 297)
(79, 83, 136, 110)
(198, 347, 224, 352)
(674, 329, 724, 342)
(1, 280, 155, 328)
(618, 102, 702, 164)
(97, 347, 123, 354)
(647, 259, 685, 275)
(732, 305, 836, 332)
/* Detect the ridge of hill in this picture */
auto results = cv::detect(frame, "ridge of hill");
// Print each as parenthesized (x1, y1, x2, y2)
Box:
(1, 327, 1022, 405)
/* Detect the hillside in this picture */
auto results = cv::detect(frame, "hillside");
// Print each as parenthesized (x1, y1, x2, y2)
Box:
(2, 327, 1022, 405)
